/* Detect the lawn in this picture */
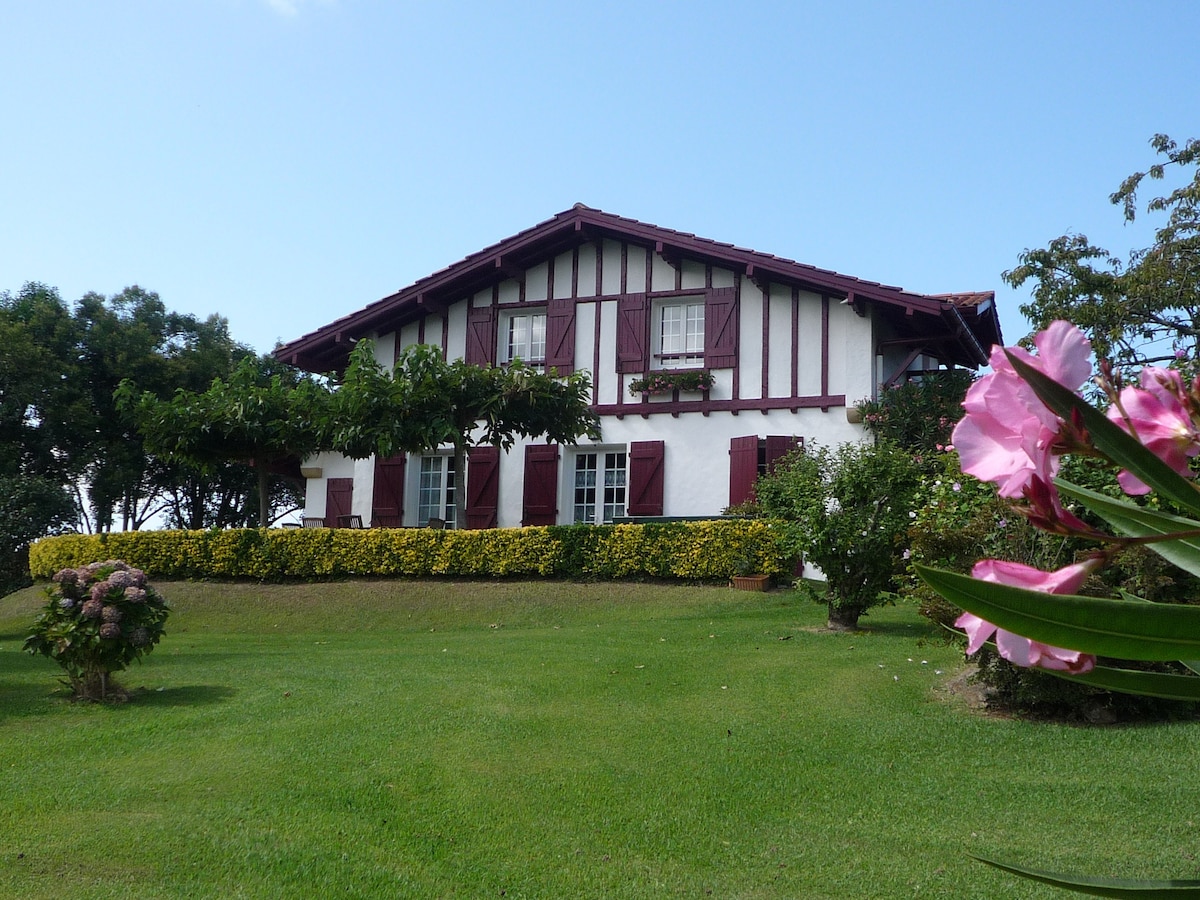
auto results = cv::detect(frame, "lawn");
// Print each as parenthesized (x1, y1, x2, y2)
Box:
(1, 579, 1197, 899)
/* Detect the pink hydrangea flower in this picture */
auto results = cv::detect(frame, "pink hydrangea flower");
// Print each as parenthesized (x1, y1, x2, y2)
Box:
(955, 558, 1101, 674)
(1106, 366, 1200, 494)
(953, 321, 1093, 499)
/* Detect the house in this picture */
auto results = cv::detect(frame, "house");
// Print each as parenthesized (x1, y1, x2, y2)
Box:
(274, 204, 1001, 529)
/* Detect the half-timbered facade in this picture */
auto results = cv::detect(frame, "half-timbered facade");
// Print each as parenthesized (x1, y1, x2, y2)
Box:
(275, 205, 1001, 529)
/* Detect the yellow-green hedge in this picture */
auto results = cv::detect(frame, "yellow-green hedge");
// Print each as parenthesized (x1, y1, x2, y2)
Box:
(29, 520, 796, 583)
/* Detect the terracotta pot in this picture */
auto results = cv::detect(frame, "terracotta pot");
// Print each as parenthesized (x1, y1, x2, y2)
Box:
(731, 574, 770, 591)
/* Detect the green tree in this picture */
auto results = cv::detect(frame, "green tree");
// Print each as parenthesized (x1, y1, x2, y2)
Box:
(118, 355, 330, 527)
(76, 286, 259, 531)
(328, 341, 600, 527)
(755, 441, 924, 630)
(0, 283, 90, 485)
(0, 283, 87, 592)
(1006, 134, 1200, 368)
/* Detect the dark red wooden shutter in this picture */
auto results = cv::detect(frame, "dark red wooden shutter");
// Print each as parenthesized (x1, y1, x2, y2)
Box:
(545, 297, 576, 375)
(465, 445, 500, 529)
(616, 293, 648, 374)
(371, 455, 406, 527)
(325, 477, 354, 526)
(465, 305, 496, 366)
(728, 436, 760, 507)
(522, 444, 559, 526)
(705, 286, 738, 369)
(627, 440, 665, 516)
(764, 435, 801, 475)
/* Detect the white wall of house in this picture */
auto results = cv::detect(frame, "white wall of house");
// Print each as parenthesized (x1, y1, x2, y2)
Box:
(304, 236, 897, 529)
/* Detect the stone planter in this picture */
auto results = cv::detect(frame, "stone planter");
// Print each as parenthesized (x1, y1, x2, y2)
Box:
(731, 574, 770, 591)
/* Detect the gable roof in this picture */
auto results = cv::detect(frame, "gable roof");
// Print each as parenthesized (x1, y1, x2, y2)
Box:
(275, 204, 1002, 373)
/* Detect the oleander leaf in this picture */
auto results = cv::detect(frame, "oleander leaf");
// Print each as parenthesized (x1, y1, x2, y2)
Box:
(1047, 664, 1200, 701)
(1009, 352, 1200, 516)
(1057, 480, 1200, 577)
(973, 855, 1200, 897)
(915, 565, 1200, 660)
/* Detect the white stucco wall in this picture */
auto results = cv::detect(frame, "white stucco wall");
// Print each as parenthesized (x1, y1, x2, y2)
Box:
(303, 236, 885, 532)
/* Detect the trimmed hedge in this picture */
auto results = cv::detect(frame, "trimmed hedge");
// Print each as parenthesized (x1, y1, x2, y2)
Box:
(29, 520, 795, 583)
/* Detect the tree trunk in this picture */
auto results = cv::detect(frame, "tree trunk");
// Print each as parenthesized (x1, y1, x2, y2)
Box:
(827, 603, 862, 631)
(452, 443, 468, 529)
(256, 459, 271, 527)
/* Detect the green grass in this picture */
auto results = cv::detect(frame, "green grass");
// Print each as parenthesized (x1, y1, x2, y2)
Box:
(1, 580, 1197, 899)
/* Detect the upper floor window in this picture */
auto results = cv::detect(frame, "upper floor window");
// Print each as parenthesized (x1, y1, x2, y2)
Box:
(500, 310, 546, 366)
(652, 297, 704, 369)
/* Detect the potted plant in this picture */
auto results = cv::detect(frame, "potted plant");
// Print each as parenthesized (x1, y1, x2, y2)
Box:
(730, 553, 770, 591)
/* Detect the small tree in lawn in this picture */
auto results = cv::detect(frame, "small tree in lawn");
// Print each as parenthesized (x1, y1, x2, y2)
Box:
(328, 341, 600, 527)
(117, 355, 331, 527)
(754, 440, 923, 630)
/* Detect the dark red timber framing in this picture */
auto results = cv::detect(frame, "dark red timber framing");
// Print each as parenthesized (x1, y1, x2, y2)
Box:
(762, 283, 771, 399)
(790, 286, 800, 399)
(821, 294, 831, 403)
(275, 204, 1001, 410)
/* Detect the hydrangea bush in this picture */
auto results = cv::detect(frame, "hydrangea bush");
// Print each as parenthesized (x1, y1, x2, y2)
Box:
(24, 559, 169, 702)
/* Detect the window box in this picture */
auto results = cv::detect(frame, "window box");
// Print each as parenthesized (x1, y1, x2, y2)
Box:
(628, 370, 715, 397)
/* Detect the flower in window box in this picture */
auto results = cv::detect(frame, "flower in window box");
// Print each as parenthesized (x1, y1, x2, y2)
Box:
(628, 370, 715, 396)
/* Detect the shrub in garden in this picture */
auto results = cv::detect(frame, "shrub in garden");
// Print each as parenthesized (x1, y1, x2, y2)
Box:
(28, 520, 792, 583)
(856, 369, 974, 457)
(755, 440, 923, 629)
(905, 452, 1080, 629)
(24, 559, 168, 702)
(906, 434, 1200, 718)
(916, 317, 1200, 892)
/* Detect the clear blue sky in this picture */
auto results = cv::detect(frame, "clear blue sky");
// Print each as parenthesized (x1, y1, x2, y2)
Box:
(3, 1, 1197, 356)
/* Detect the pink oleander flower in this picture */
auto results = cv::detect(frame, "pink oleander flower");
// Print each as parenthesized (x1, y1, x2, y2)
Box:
(955, 558, 1101, 674)
(1107, 366, 1200, 494)
(953, 321, 1093, 500)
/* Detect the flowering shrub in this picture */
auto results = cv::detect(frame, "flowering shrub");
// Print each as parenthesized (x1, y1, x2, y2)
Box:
(855, 369, 973, 456)
(24, 560, 169, 702)
(628, 370, 714, 396)
(754, 440, 923, 629)
(917, 320, 1200, 893)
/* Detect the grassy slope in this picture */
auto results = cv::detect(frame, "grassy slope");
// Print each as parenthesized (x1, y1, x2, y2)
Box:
(1, 580, 1196, 899)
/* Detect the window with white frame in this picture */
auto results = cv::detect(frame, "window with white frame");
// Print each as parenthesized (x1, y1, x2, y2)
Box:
(573, 451, 627, 524)
(652, 297, 704, 369)
(499, 309, 546, 366)
(417, 455, 456, 527)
